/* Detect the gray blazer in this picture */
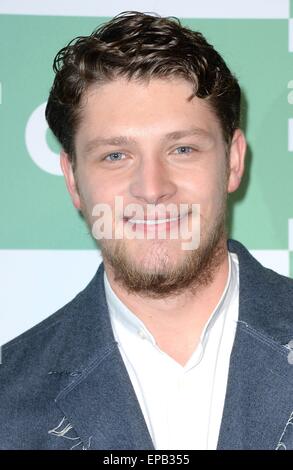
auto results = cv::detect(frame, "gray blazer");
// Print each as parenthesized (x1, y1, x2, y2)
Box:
(1, 239, 293, 450)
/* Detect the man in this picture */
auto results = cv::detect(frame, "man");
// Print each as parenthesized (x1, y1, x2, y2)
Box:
(1, 11, 293, 450)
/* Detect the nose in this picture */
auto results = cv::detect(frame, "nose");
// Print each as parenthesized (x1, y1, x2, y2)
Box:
(129, 156, 177, 205)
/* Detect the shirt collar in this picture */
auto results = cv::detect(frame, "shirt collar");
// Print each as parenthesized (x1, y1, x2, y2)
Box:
(104, 268, 156, 344)
(186, 252, 238, 368)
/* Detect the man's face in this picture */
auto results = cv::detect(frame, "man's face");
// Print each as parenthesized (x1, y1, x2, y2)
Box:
(62, 77, 245, 297)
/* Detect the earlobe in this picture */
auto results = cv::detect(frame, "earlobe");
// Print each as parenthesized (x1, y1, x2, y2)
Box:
(60, 151, 81, 209)
(227, 129, 246, 193)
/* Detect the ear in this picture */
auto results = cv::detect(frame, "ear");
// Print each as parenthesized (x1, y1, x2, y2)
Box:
(227, 129, 246, 193)
(60, 151, 81, 209)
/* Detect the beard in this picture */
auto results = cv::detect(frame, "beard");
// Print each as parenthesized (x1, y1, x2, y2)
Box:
(96, 199, 228, 300)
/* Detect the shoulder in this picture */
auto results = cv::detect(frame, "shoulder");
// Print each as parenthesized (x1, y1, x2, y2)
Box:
(228, 239, 293, 342)
(0, 262, 116, 449)
(229, 238, 293, 293)
(1, 263, 107, 372)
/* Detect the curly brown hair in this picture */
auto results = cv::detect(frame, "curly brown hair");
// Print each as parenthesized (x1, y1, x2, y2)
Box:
(45, 11, 241, 166)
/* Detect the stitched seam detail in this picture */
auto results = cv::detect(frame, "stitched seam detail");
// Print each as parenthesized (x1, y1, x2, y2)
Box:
(55, 343, 118, 400)
(237, 320, 289, 356)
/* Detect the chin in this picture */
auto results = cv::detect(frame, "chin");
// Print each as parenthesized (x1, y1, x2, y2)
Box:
(129, 240, 188, 271)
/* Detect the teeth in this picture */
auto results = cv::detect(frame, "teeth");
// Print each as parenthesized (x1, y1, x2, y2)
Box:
(128, 216, 179, 225)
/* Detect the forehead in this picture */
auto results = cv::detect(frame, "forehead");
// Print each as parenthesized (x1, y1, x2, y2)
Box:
(76, 77, 221, 143)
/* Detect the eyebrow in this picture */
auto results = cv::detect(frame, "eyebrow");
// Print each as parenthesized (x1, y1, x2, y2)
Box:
(83, 127, 212, 154)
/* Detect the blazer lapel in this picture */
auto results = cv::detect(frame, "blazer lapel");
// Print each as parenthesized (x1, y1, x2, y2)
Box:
(217, 322, 293, 449)
(55, 343, 154, 450)
(46, 262, 154, 450)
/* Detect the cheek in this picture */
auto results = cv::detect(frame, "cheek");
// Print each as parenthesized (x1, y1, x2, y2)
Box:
(77, 170, 104, 205)
(76, 180, 100, 222)
(78, 176, 122, 229)
(80, 165, 127, 204)
(195, 173, 227, 217)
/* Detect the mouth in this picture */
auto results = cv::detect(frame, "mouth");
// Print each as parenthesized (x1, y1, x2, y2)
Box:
(127, 215, 182, 226)
(123, 212, 190, 233)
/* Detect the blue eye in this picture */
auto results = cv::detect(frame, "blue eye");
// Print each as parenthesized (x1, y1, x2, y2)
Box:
(105, 152, 124, 161)
(175, 146, 193, 154)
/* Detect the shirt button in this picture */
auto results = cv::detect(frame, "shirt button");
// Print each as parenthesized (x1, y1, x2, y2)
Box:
(138, 330, 147, 340)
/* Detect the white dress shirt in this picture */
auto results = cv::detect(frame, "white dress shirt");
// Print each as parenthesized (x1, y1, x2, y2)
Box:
(104, 252, 239, 450)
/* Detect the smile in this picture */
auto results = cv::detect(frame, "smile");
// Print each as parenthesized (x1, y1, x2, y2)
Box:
(127, 216, 181, 225)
